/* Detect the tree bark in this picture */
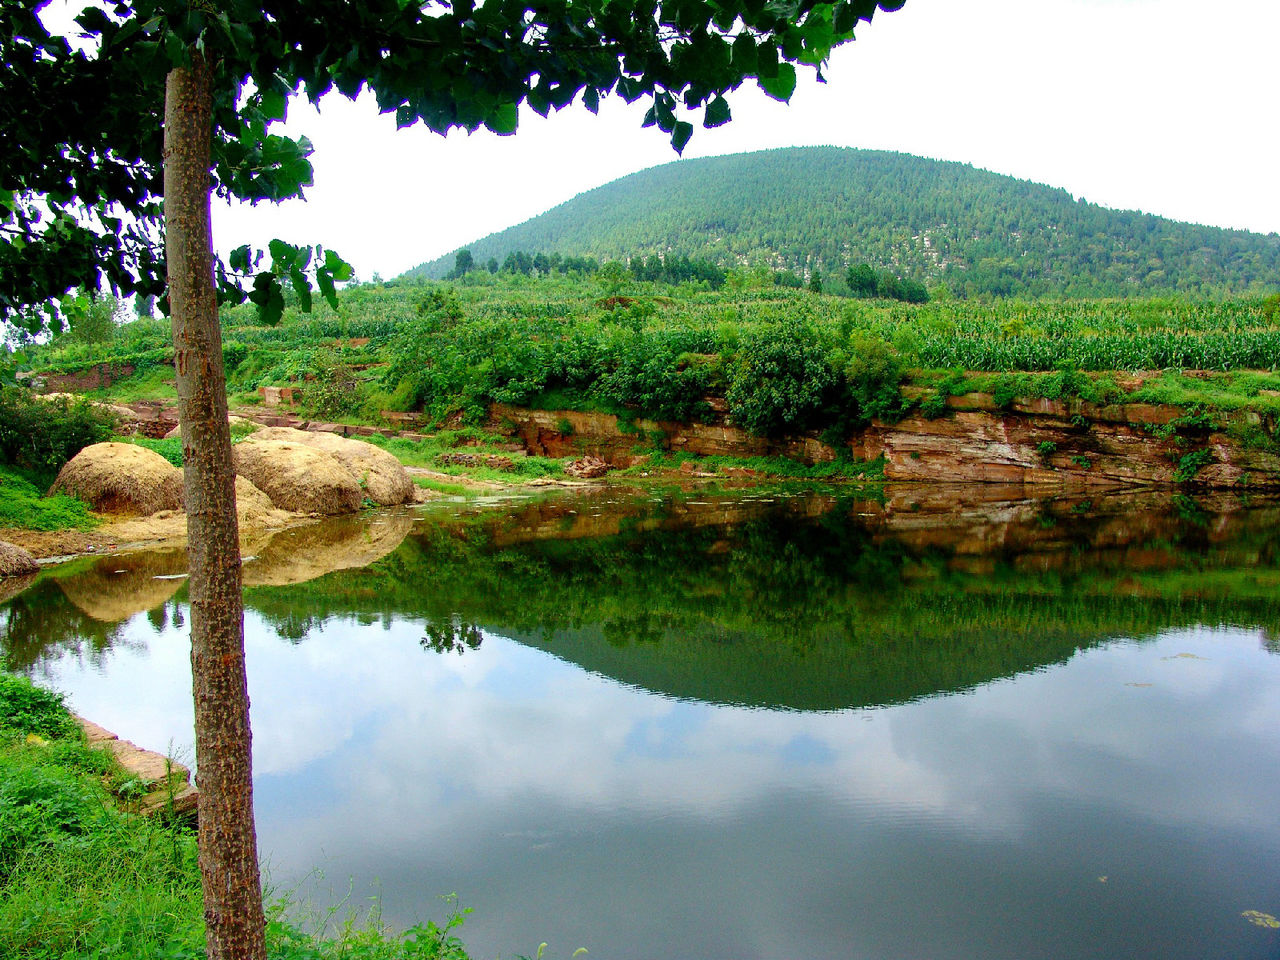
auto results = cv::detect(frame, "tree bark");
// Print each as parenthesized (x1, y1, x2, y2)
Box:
(164, 53, 267, 960)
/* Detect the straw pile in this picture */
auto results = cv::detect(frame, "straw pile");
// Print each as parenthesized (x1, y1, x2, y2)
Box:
(0, 541, 39, 578)
(248, 427, 415, 506)
(232, 439, 362, 514)
(49, 443, 184, 516)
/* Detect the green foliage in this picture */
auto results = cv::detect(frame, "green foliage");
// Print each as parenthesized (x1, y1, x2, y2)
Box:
(726, 321, 839, 435)
(0, 674, 79, 741)
(0, 468, 99, 531)
(301, 349, 367, 422)
(1174, 448, 1215, 483)
(0, 389, 116, 485)
(844, 335, 908, 424)
(126, 436, 185, 468)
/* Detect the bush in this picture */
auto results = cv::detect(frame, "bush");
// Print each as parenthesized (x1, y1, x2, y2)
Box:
(726, 321, 839, 436)
(0, 388, 117, 484)
(844, 335, 907, 424)
(0, 674, 79, 741)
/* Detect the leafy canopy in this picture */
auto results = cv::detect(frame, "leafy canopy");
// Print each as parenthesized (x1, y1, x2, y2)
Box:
(0, 0, 905, 330)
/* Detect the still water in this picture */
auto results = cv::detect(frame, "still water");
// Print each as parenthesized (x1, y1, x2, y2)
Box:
(4, 486, 1280, 959)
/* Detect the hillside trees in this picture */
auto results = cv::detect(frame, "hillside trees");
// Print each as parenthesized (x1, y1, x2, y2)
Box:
(1, 1, 908, 958)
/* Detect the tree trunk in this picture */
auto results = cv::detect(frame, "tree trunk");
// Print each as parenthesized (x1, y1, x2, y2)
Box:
(164, 53, 267, 960)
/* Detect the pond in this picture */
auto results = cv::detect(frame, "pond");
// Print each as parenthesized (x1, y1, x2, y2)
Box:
(4, 485, 1280, 959)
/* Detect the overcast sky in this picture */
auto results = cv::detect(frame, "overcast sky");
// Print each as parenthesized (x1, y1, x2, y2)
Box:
(89, 1, 1280, 279)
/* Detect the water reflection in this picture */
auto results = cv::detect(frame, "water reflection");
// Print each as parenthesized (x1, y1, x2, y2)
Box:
(3, 487, 1280, 959)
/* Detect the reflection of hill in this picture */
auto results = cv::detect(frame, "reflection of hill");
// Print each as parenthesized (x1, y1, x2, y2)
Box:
(5, 489, 1279, 699)
(241, 489, 1280, 709)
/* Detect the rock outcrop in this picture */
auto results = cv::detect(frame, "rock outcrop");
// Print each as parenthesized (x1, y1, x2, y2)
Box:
(493, 393, 1280, 489)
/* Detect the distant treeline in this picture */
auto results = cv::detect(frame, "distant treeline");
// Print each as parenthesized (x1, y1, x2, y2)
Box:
(447, 248, 929, 303)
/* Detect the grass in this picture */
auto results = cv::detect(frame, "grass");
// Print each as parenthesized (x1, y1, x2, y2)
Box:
(0, 468, 100, 531)
(619, 450, 886, 480)
(0, 669, 476, 960)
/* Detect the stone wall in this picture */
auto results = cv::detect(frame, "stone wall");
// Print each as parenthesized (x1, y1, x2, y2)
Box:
(491, 395, 1280, 489)
(39, 361, 137, 393)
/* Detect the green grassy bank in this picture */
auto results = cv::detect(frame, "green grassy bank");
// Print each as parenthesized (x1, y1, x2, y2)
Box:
(0, 670, 473, 960)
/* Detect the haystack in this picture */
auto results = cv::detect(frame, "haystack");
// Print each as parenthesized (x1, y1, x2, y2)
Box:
(232, 439, 362, 514)
(50, 443, 184, 516)
(230, 475, 299, 530)
(0, 541, 39, 578)
(248, 427, 415, 506)
(164, 416, 255, 440)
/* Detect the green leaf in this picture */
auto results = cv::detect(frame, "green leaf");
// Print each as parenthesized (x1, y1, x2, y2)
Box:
(316, 269, 338, 310)
(323, 248, 354, 282)
(671, 121, 694, 154)
(260, 89, 287, 122)
(289, 266, 313, 312)
(758, 63, 797, 102)
(268, 239, 295, 269)
(583, 86, 600, 114)
(703, 95, 731, 128)
(484, 102, 519, 135)
(229, 245, 251, 275)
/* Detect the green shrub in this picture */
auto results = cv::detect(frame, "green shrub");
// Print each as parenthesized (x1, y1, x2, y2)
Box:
(726, 321, 839, 436)
(126, 436, 185, 467)
(0, 388, 116, 483)
(0, 674, 79, 741)
(0, 468, 99, 531)
(844, 335, 907, 424)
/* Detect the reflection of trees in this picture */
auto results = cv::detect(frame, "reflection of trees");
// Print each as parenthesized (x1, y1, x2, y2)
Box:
(0, 578, 135, 673)
(7, 490, 1280, 703)
(420, 618, 483, 656)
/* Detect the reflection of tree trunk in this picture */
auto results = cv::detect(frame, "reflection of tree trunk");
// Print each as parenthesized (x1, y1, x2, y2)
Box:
(164, 54, 267, 960)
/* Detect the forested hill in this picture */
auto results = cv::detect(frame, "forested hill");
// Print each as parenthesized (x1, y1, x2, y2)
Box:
(405, 147, 1280, 298)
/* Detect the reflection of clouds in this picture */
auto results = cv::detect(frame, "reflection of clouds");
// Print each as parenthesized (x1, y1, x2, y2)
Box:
(40, 613, 1280, 959)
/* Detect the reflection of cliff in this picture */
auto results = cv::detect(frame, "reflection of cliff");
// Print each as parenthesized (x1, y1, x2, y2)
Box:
(6, 490, 1280, 704)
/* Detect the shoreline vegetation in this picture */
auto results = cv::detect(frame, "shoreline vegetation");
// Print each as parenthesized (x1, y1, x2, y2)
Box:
(0, 670, 477, 960)
(1, 274, 1279, 562)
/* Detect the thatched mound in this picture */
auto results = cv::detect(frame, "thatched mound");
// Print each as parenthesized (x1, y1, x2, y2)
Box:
(50, 443, 184, 516)
(164, 416, 255, 440)
(0, 541, 39, 578)
(232, 440, 362, 514)
(243, 512, 414, 587)
(248, 427, 415, 506)
(232, 475, 295, 527)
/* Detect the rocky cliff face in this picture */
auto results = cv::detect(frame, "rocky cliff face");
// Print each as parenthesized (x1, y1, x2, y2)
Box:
(492, 393, 1280, 488)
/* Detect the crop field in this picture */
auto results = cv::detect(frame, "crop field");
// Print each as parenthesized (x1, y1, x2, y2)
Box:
(9, 274, 1280, 440)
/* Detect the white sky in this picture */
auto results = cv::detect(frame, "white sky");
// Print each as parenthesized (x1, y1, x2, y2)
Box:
(48, 0, 1280, 281)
